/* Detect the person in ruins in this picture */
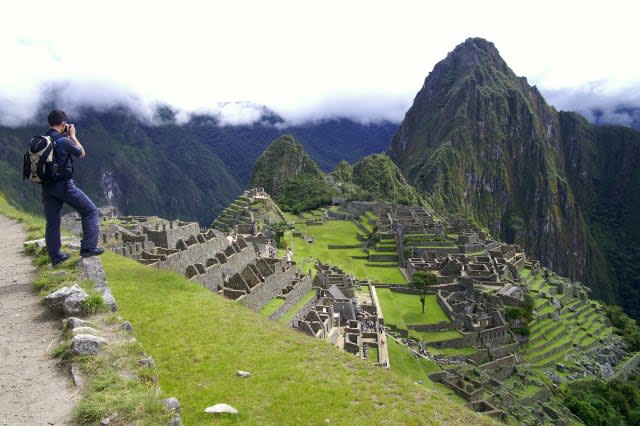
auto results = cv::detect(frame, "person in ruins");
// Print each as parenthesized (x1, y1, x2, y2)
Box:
(42, 109, 103, 266)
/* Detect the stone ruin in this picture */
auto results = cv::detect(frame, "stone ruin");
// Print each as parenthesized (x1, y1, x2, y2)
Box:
(101, 215, 311, 313)
(292, 261, 390, 367)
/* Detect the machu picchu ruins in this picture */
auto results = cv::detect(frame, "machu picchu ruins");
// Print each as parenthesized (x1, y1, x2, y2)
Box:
(88, 189, 630, 424)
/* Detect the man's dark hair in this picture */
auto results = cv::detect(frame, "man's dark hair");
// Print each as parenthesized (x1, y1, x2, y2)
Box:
(47, 109, 68, 126)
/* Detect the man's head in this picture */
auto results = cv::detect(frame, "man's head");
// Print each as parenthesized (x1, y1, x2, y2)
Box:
(48, 109, 68, 127)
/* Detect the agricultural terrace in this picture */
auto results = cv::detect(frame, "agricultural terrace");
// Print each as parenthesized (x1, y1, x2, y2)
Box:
(519, 267, 615, 370)
(281, 210, 407, 284)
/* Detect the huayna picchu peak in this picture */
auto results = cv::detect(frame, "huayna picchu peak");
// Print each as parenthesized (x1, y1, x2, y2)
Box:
(389, 37, 640, 320)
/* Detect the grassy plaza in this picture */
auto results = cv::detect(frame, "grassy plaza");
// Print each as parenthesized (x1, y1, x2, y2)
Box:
(281, 211, 407, 284)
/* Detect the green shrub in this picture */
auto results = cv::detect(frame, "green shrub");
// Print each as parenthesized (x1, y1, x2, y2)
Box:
(81, 294, 106, 315)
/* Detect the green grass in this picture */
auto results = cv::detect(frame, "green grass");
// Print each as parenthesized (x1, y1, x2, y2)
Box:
(260, 297, 286, 317)
(427, 346, 477, 356)
(516, 384, 541, 399)
(0, 193, 45, 240)
(282, 215, 406, 284)
(387, 338, 441, 381)
(410, 330, 464, 343)
(277, 290, 316, 324)
(73, 340, 169, 424)
(102, 252, 492, 425)
(376, 289, 451, 329)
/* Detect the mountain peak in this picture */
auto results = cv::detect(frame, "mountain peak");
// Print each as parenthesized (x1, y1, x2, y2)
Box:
(248, 134, 323, 197)
(439, 37, 510, 78)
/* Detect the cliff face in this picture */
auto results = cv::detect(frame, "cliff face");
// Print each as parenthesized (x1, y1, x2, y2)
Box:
(349, 153, 424, 206)
(388, 38, 640, 313)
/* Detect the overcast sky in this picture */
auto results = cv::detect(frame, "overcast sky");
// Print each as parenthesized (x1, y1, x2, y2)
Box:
(2, 0, 639, 127)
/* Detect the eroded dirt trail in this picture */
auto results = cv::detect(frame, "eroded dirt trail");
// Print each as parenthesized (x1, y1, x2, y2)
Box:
(0, 215, 78, 425)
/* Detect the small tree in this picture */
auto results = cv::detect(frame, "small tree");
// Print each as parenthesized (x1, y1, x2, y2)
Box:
(269, 221, 293, 249)
(365, 225, 380, 249)
(410, 271, 438, 313)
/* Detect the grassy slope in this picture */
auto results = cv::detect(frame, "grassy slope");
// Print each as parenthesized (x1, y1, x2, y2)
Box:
(103, 252, 493, 425)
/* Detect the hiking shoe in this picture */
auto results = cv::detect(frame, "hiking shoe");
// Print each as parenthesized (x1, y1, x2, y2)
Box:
(52, 253, 71, 266)
(80, 247, 104, 258)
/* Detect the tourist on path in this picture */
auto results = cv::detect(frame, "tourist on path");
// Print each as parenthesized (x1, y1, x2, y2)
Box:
(42, 109, 103, 265)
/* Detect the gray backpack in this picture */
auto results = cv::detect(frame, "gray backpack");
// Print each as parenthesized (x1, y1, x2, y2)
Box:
(23, 135, 59, 184)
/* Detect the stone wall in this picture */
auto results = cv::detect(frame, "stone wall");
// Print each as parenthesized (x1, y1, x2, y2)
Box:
(408, 321, 457, 332)
(478, 354, 517, 372)
(152, 234, 229, 275)
(145, 221, 201, 249)
(488, 343, 519, 360)
(269, 277, 314, 321)
(288, 293, 320, 327)
(240, 266, 306, 312)
(191, 244, 257, 292)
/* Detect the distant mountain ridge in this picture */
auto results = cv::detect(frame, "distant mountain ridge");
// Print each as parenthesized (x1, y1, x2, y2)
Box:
(388, 37, 640, 318)
(249, 134, 425, 211)
(0, 107, 396, 224)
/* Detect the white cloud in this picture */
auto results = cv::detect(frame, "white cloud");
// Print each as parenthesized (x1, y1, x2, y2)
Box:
(1, 0, 639, 127)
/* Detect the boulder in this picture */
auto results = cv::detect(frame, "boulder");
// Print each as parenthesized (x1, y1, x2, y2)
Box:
(78, 256, 108, 287)
(167, 413, 182, 426)
(70, 363, 82, 386)
(72, 326, 100, 336)
(44, 284, 88, 315)
(121, 321, 133, 332)
(77, 257, 118, 311)
(204, 403, 238, 414)
(139, 356, 155, 368)
(163, 397, 181, 413)
(63, 317, 91, 330)
(71, 334, 108, 355)
(100, 287, 118, 312)
(236, 370, 252, 378)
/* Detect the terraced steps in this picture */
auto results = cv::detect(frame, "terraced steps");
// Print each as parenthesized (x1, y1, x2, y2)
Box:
(533, 346, 575, 368)
(524, 324, 568, 355)
(527, 336, 574, 364)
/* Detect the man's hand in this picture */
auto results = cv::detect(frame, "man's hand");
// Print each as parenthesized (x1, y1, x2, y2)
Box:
(67, 124, 86, 158)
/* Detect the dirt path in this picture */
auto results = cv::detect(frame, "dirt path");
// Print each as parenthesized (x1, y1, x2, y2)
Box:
(0, 215, 79, 425)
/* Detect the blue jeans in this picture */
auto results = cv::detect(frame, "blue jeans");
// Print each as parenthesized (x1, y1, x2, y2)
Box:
(42, 179, 99, 262)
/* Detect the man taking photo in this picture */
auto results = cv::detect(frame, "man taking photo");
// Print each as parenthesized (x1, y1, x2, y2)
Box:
(43, 109, 103, 266)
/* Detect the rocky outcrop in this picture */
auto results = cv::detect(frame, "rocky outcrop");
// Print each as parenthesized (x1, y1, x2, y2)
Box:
(44, 284, 89, 315)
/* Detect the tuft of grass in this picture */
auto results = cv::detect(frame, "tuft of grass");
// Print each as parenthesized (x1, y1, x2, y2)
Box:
(102, 251, 494, 425)
(81, 294, 106, 315)
(52, 341, 72, 359)
(34, 274, 67, 292)
(74, 369, 168, 424)
(34, 252, 51, 267)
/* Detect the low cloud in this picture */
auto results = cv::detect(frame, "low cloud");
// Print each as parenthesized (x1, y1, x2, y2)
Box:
(541, 82, 640, 128)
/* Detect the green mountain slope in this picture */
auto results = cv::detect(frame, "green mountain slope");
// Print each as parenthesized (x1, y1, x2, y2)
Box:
(0, 108, 396, 225)
(332, 153, 425, 206)
(249, 134, 324, 196)
(250, 136, 426, 210)
(388, 37, 640, 317)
